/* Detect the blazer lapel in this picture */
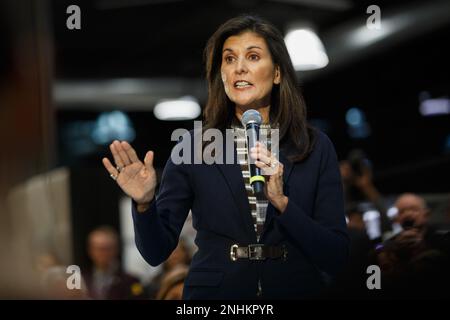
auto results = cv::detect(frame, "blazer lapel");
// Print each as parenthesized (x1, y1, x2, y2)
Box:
(214, 144, 257, 243)
(214, 140, 295, 243)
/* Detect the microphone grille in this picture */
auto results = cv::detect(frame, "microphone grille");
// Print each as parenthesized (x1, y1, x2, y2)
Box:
(241, 109, 262, 126)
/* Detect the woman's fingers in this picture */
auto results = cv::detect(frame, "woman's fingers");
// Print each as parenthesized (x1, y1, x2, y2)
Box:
(102, 157, 119, 179)
(253, 143, 272, 162)
(254, 158, 283, 176)
(250, 142, 279, 173)
(256, 142, 270, 155)
(113, 140, 132, 166)
(121, 141, 140, 163)
(110, 142, 125, 168)
(255, 152, 271, 166)
(276, 162, 284, 177)
(144, 151, 154, 171)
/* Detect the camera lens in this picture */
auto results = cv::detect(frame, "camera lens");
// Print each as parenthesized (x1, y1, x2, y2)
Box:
(402, 219, 415, 229)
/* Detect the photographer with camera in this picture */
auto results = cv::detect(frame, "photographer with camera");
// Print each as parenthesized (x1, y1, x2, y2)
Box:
(340, 149, 392, 238)
(374, 193, 450, 298)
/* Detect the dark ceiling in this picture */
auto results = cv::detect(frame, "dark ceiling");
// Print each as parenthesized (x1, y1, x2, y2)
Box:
(51, 0, 412, 79)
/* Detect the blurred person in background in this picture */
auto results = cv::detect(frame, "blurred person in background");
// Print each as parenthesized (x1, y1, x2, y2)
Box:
(394, 193, 450, 257)
(326, 203, 372, 298)
(340, 149, 392, 237)
(394, 193, 430, 232)
(374, 193, 450, 298)
(35, 252, 60, 275)
(84, 226, 145, 299)
(346, 203, 367, 232)
(156, 265, 189, 300)
(345, 203, 372, 269)
(102, 15, 348, 299)
(41, 266, 88, 299)
(36, 251, 88, 299)
(146, 238, 191, 299)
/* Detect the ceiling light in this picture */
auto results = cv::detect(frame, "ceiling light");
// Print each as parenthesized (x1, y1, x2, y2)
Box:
(153, 96, 201, 121)
(285, 28, 329, 70)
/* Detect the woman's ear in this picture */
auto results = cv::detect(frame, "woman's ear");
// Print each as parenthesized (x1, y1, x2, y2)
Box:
(274, 66, 281, 84)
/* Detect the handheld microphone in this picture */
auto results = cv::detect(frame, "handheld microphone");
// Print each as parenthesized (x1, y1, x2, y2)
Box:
(241, 109, 265, 195)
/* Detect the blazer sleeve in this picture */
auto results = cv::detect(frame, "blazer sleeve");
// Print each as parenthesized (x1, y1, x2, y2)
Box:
(275, 132, 349, 276)
(131, 154, 193, 267)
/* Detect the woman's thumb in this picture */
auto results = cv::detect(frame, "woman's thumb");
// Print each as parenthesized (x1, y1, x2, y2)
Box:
(144, 151, 154, 170)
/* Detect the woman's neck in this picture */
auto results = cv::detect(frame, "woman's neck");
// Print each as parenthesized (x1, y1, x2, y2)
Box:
(235, 105, 270, 124)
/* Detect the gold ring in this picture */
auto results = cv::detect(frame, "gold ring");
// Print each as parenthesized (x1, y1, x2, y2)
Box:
(110, 173, 118, 181)
(116, 165, 123, 173)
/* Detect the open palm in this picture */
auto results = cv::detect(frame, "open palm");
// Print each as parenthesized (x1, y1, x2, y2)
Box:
(102, 140, 157, 204)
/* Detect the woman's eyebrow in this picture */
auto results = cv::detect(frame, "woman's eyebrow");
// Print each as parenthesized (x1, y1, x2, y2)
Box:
(222, 45, 263, 53)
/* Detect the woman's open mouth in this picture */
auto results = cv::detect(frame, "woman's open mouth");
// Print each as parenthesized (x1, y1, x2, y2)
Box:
(234, 80, 253, 90)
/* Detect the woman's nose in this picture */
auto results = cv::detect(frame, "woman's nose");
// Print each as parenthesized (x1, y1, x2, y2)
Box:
(235, 57, 248, 74)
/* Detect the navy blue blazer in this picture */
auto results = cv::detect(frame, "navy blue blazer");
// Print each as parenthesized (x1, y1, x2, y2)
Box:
(132, 130, 349, 299)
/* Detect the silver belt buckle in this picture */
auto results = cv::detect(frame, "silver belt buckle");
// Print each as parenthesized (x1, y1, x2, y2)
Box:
(230, 244, 238, 261)
(248, 244, 265, 260)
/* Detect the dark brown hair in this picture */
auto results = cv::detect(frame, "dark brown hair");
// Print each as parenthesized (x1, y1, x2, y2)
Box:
(203, 14, 316, 162)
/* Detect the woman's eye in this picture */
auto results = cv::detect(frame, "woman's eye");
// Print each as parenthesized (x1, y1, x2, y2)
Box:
(225, 56, 235, 63)
(249, 54, 260, 61)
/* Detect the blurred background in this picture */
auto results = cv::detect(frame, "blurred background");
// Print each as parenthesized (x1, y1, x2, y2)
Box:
(1, 0, 449, 299)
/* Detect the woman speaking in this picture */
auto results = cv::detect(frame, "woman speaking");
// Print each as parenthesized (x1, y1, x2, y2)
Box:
(102, 15, 349, 299)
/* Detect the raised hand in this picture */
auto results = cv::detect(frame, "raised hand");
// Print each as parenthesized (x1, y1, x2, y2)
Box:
(102, 140, 157, 206)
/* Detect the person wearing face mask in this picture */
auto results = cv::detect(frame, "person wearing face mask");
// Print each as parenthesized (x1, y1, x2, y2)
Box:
(102, 15, 349, 299)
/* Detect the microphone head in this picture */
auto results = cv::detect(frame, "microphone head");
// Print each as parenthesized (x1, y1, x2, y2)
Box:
(241, 109, 262, 127)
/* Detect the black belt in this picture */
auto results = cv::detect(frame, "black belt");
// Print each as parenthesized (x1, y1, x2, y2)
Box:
(230, 244, 288, 261)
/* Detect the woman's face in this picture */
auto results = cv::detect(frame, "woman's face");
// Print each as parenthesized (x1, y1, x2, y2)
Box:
(220, 31, 280, 111)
